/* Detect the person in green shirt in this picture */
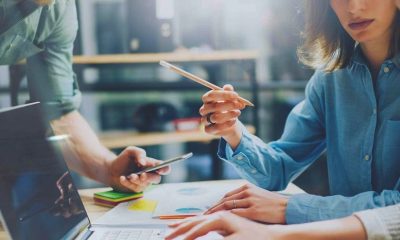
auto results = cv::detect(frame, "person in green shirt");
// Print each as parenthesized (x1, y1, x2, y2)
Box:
(0, 0, 170, 192)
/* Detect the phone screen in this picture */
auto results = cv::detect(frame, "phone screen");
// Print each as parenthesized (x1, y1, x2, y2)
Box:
(134, 152, 193, 175)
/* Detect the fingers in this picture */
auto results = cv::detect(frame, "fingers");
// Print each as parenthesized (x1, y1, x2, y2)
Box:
(182, 218, 226, 240)
(121, 146, 147, 166)
(149, 159, 171, 175)
(119, 172, 162, 192)
(202, 89, 239, 104)
(166, 212, 234, 240)
(156, 165, 171, 175)
(166, 217, 206, 240)
(207, 190, 248, 213)
(223, 84, 234, 91)
(206, 199, 250, 215)
(230, 208, 253, 219)
(201, 110, 241, 125)
(199, 84, 245, 139)
(119, 175, 143, 192)
(223, 184, 251, 198)
(200, 101, 244, 116)
(205, 186, 252, 214)
(203, 120, 237, 135)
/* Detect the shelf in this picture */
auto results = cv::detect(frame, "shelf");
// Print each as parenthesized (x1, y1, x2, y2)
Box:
(81, 81, 199, 92)
(0, 81, 307, 94)
(79, 81, 307, 92)
(98, 125, 255, 149)
(80, 81, 253, 92)
(72, 50, 259, 65)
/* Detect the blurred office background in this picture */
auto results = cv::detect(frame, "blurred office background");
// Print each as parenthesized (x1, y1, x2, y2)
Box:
(0, 0, 328, 195)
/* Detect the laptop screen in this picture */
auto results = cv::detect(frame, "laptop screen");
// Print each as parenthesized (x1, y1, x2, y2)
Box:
(0, 104, 89, 240)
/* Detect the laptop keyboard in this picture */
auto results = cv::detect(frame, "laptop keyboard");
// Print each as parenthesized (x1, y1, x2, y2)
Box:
(100, 229, 165, 240)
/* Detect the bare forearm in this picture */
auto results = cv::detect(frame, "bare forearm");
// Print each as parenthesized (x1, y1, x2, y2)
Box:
(272, 216, 366, 240)
(51, 111, 115, 185)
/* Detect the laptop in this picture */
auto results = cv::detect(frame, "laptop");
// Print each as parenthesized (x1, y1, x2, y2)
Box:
(0, 103, 167, 240)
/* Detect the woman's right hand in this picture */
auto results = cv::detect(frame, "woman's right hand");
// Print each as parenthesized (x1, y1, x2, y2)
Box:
(199, 84, 246, 149)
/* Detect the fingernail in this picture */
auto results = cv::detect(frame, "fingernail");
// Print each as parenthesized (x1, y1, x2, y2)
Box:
(126, 175, 131, 180)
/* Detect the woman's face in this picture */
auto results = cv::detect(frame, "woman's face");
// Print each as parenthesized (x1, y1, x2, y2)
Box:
(330, 0, 397, 44)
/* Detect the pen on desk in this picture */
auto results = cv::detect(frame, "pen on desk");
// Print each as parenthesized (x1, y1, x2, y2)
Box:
(159, 60, 254, 107)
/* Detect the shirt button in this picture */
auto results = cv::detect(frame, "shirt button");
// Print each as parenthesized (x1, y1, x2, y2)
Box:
(236, 155, 244, 161)
(373, 108, 377, 115)
(251, 169, 257, 174)
(383, 67, 390, 73)
(364, 155, 370, 161)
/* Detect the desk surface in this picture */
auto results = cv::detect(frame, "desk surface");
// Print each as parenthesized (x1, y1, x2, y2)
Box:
(0, 180, 302, 239)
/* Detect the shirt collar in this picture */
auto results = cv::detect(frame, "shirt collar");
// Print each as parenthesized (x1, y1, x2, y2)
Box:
(351, 44, 400, 69)
(391, 53, 400, 68)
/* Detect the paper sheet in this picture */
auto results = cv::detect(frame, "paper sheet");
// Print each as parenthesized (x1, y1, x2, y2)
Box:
(152, 181, 240, 218)
(94, 180, 304, 225)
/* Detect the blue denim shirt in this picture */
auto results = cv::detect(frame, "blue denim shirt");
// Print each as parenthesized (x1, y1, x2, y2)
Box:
(0, 0, 81, 114)
(218, 48, 400, 224)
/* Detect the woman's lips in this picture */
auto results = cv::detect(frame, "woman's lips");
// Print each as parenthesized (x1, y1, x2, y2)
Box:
(348, 19, 374, 30)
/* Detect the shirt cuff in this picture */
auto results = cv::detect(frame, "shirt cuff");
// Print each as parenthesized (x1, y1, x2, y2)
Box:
(286, 193, 314, 224)
(355, 205, 400, 240)
(27, 89, 82, 120)
(217, 121, 254, 162)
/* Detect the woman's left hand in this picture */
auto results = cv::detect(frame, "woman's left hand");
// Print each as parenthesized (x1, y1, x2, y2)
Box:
(205, 183, 289, 224)
(165, 211, 280, 240)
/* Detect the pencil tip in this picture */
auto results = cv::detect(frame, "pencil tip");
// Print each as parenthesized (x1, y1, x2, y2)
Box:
(159, 60, 170, 68)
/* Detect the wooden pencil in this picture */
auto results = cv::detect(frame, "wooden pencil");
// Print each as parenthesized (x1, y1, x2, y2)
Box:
(159, 60, 254, 107)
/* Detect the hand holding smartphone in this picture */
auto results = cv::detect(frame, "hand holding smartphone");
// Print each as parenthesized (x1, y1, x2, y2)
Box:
(133, 152, 193, 175)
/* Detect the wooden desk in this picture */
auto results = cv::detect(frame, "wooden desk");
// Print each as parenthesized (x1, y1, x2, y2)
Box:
(98, 126, 255, 149)
(0, 180, 303, 240)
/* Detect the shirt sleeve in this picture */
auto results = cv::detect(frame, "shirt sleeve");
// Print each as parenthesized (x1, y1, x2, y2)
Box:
(217, 71, 327, 191)
(355, 204, 400, 240)
(286, 190, 400, 225)
(26, 0, 81, 116)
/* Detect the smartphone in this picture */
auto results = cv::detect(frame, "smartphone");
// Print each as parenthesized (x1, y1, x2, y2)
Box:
(133, 152, 193, 175)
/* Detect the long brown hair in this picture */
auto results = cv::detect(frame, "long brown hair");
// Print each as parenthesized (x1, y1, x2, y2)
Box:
(298, 0, 400, 72)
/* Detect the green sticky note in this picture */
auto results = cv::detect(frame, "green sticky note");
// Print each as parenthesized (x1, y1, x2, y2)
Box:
(95, 190, 143, 200)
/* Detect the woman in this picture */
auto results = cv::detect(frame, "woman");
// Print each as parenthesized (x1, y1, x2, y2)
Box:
(167, 0, 400, 239)
(195, 0, 400, 225)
